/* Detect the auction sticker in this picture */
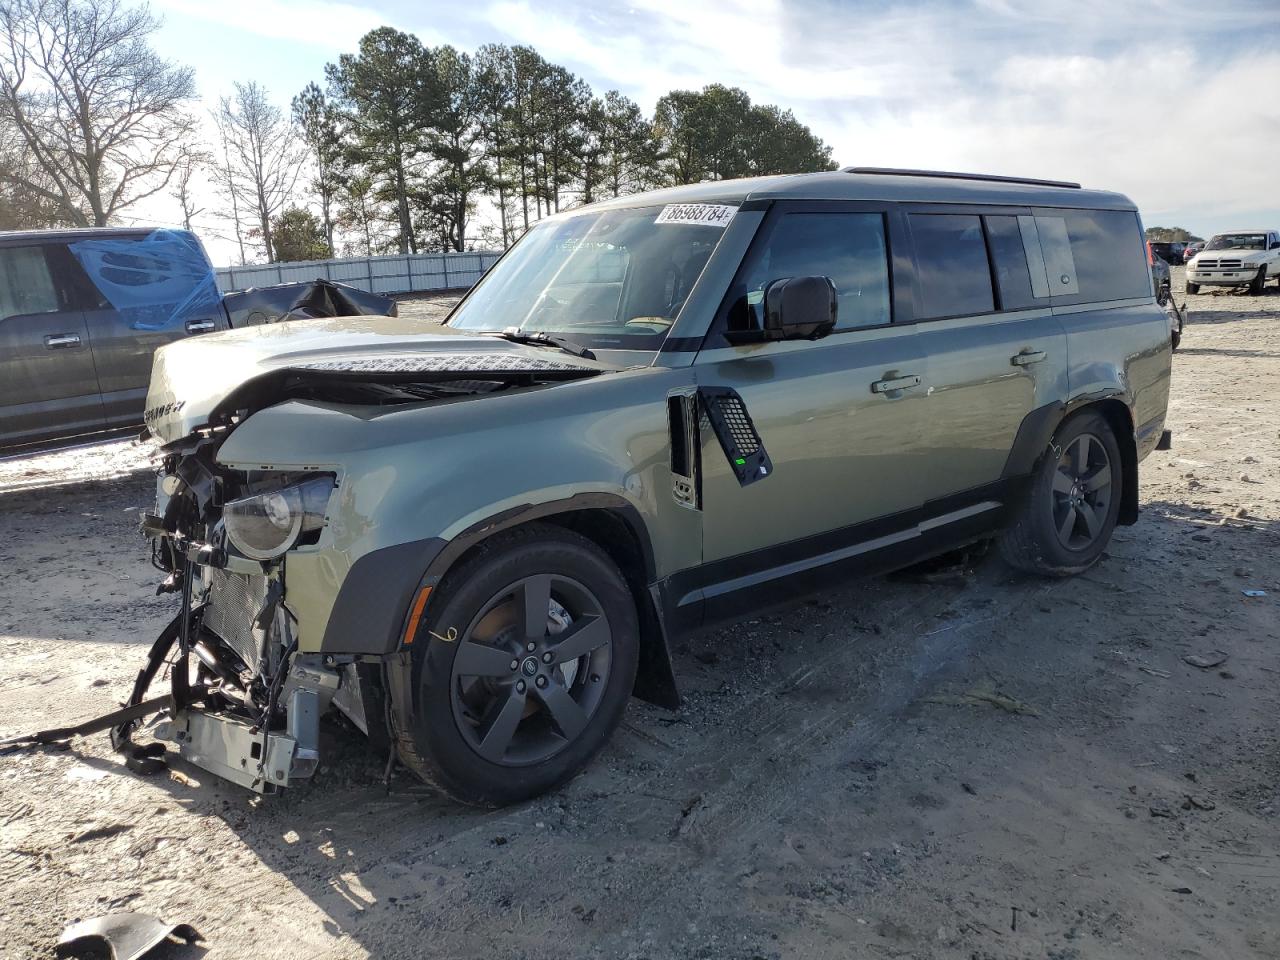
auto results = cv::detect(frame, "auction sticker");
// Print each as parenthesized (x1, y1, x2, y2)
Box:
(654, 203, 737, 227)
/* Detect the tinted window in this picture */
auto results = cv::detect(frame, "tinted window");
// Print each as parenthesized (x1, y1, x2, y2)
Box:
(734, 212, 891, 330)
(984, 215, 1039, 310)
(909, 214, 995, 318)
(0, 245, 60, 319)
(1039, 210, 1150, 302)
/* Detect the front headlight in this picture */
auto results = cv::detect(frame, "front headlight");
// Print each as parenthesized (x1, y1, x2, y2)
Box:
(222, 475, 335, 560)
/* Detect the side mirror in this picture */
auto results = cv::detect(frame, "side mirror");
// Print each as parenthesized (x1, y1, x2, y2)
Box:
(727, 276, 836, 344)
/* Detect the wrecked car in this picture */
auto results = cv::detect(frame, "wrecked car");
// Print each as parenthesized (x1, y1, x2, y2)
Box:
(0, 224, 394, 453)
(124, 168, 1172, 806)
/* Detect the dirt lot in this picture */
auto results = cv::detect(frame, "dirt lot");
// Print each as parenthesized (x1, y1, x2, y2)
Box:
(2, 270, 1278, 959)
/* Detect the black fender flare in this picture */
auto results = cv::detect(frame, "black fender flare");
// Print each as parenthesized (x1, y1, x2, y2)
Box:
(352, 493, 680, 710)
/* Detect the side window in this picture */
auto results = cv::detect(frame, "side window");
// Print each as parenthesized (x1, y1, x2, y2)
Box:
(909, 214, 995, 318)
(733, 211, 891, 331)
(1035, 210, 1149, 302)
(983, 215, 1039, 310)
(0, 245, 61, 319)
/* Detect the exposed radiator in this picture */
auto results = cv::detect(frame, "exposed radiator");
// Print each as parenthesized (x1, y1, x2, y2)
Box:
(203, 568, 270, 670)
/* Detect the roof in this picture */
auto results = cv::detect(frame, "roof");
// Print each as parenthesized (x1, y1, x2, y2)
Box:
(0, 226, 173, 245)
(586, 169, 1135, 213)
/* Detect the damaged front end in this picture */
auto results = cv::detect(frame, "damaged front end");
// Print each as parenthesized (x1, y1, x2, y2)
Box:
(115, 323, 608, 793)
(118, 443, 352, 793)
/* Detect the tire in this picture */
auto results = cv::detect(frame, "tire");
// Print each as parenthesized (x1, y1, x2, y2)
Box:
(1249, 268, 1266, 296)
(1171, 329, 1181, 350)
(1185, 281, 1200, 295)
(394, 523, 639, 806)
(998, 411, 1123, 577)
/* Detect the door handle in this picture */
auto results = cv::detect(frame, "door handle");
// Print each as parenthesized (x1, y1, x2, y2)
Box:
(1011, 350, 1047, 366)
(870, 374, 922, 394)
(185, 320, 216, 334)
(44, 333, 82, 349)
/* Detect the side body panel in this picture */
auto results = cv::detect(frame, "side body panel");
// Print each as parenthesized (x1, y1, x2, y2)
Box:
(215, 365, 702, 654)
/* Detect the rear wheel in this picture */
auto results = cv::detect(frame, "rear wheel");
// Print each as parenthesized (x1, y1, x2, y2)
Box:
(394, 524, 639, 806)
(998, 411, 1123, 577)
(1249, 267, 1266, 296)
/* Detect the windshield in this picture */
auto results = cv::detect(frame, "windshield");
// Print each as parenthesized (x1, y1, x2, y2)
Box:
(1206, 233, 1266, 251)
(448, 203, 737, 350)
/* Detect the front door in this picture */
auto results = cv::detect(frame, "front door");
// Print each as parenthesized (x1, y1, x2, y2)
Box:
(686, 203, 929, 615)
(0, 244, 105, 448)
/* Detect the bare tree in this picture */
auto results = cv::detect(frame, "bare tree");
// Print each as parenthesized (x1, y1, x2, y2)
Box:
(169, 148, 207, 231)
(0, 0, 198, 226)
(214, 81, 304, 262)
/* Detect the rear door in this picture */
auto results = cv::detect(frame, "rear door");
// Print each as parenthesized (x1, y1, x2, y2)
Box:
(688, 202, 929, 612)
(64, 231, 227, 429)
(0, 243, 105, 448)
(903, 208, 1067, 512)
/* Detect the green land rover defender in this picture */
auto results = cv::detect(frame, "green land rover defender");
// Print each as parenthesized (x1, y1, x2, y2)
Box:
(125, 168, 1172, 805)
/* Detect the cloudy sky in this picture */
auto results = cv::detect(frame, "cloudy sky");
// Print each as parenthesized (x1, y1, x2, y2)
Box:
(140, 0, 1280, 264)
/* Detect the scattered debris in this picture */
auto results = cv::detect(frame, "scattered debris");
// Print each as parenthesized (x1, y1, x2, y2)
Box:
(1156, 851, 1172, 861)
(1184, 795, 1217, 812)
(1182, 652, 1229, 669)
(1242, 589, 1267, 598)
(1139, 666, 1172, 679)
(55, 912, 201, 960)
(1149, 806, 1176, 819)
(1171, 887, 1193, 895)
(961, 782, 977, 796)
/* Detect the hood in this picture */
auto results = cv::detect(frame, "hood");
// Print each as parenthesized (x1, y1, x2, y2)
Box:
(144, 315, 612, 445)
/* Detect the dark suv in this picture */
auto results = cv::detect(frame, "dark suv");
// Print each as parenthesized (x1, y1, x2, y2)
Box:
(0, 228, 393, 452)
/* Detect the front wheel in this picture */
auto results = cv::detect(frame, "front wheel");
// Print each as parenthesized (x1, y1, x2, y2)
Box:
(1185, 281, 1200, 295)
(394, 524, 639, 806)
(998, 411, 1123, 577)
(1249, 268, 1266, 296)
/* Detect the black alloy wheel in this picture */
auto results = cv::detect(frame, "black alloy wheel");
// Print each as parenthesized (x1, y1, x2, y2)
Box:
(1050, 433, 1113, 552)
(393, 524, 639, 806)
(450, 573, 613, 766)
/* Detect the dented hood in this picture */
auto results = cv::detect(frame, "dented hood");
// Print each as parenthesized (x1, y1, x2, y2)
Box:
(144, 315, 610, 444)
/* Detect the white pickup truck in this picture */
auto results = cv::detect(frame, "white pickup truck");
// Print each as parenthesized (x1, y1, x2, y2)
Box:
(1185, 230, 1280, 295)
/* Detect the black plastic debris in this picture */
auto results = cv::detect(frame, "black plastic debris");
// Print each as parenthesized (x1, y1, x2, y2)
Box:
(56, 912, 202, 960)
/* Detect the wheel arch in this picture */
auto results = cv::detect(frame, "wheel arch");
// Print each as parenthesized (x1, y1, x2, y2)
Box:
(408, 494, 680, 709)
(1005, 395, 1139, 526)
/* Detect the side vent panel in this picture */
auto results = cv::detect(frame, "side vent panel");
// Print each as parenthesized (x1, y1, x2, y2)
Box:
(698, 386, 773, 487)
(667, 393, 701, 509)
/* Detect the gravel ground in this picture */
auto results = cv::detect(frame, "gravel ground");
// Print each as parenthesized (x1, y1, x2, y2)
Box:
(1, 269, 1279, 959)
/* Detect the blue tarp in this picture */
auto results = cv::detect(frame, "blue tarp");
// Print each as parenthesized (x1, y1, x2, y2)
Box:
(68, 229, 222, 331)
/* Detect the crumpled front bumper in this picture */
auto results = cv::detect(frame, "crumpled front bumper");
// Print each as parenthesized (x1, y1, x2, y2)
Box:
(153, 656, 340, 793)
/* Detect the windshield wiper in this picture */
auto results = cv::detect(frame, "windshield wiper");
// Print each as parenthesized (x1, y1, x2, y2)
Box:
(487, 329, 596, 360)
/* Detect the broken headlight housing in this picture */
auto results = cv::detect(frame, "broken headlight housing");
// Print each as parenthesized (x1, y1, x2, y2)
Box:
(222, 474, 335, 560)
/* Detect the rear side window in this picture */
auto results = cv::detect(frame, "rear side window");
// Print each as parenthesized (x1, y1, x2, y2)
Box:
(983, 215, 1039, 310)
(733, 212, 891, 331)
(909, 214, 995, 318)
(1035, 210, 1150, 302)
(0, 245, 60, 319)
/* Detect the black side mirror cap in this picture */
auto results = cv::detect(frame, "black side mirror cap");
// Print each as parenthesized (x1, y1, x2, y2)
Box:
(725, 276, 837, 344)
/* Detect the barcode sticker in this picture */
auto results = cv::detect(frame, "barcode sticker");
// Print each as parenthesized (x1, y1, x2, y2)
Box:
(654, 203, 737, 228)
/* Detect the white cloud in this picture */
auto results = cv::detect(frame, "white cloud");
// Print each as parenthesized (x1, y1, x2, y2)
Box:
(153, 0, 390, 49)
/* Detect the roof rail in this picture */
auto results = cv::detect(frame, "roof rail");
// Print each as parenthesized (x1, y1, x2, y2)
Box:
(842, 167, 1081, 190)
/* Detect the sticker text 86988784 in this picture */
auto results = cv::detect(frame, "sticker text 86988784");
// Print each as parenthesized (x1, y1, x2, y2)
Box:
(654, 204, 737, 228)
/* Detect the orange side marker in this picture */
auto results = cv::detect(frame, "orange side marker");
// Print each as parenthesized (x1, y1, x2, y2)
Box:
(402, 586, 432, 645)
